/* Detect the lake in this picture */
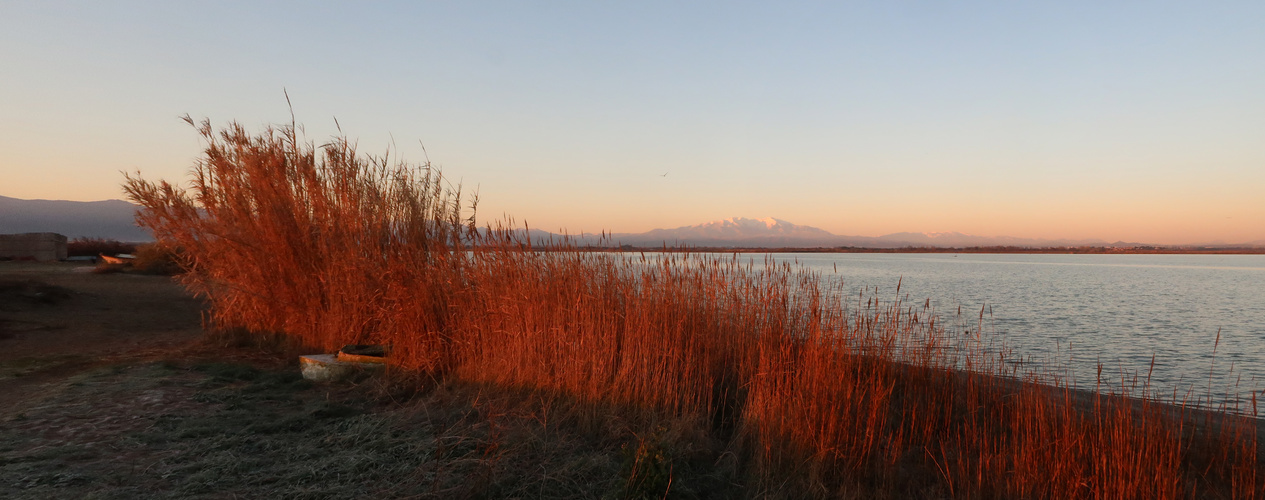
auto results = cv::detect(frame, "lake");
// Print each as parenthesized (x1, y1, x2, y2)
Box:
(763, 253, 1265, 406)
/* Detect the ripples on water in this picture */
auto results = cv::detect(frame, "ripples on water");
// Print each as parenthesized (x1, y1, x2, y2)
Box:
(756, 253, 1265, 409)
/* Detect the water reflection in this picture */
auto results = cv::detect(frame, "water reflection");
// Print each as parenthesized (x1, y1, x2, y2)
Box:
(774, 253, 1265, 408)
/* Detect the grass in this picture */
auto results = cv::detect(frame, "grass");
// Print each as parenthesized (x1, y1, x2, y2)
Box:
(2, 359, 655, 499)
(121, 117, 1262, 498)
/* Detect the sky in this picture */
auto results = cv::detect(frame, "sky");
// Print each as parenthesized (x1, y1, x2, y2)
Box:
(2, 2, 1262, 245)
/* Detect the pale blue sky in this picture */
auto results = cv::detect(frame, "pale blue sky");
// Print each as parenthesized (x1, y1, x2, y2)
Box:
(2, 2, 1262, 243)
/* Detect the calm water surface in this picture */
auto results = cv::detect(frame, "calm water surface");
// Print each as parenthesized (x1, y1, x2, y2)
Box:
(769, 253, 1265, 402)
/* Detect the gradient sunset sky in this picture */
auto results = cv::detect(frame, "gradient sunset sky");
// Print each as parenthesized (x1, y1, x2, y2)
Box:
(2, 2, 1262, 244)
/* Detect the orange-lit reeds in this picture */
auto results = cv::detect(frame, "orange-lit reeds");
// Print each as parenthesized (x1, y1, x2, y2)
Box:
(126, 119, 1261, 499)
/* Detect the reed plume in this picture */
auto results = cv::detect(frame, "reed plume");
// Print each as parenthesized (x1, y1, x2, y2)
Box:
(125, 119, 1260, 498)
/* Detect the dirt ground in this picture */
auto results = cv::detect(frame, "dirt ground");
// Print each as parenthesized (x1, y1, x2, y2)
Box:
(0, 262, 717, 499)
(0, 262, 206, 415)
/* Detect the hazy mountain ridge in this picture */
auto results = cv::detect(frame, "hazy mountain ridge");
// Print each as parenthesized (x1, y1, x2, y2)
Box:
(589, 217, 1115, 248)
(593, 217, 1260, 249)
(871, 231, 1111, 249)
(0, 195, 152, 241)
(629, 217, 840, 247)
(2, 197, 1259, 248)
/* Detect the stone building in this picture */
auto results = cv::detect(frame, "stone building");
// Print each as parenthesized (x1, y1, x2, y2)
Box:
(0, 233, 68, 261)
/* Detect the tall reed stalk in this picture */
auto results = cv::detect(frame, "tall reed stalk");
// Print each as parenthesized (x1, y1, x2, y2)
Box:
(125, 119, 1260, 498)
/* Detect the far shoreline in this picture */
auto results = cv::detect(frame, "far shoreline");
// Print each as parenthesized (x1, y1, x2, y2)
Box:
(576, 245, 1265, 255)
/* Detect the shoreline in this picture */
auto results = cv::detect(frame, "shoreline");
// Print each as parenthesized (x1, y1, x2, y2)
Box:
(968, 365, 1265, 440)
(577, 246, 1265, 255)
(5, 260, 1258, 497)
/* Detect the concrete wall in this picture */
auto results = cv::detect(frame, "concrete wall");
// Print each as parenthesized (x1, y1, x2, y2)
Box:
(0, 233, 68, 261)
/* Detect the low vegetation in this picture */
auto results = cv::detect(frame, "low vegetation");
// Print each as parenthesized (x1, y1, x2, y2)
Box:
(122, 117, 1261, 498)
(91, 242, 184, 275)
(66, 237, 135, 258)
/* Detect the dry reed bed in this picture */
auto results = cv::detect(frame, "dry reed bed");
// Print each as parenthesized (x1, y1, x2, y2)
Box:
(124, 119, 1260, 498)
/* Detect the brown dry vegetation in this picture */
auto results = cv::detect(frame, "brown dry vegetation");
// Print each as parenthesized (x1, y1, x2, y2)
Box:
(0, 263, 674, 499)
(120, 118, 1262, 498)
(66, 238, 136, 258)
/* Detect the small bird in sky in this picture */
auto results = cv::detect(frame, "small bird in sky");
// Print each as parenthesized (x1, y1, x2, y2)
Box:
(660, 172, 669, 177)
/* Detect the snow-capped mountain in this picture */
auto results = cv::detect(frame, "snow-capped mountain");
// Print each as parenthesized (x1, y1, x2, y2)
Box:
(641, 217, 832, 240)
(596, 218, 1125, 248)
(611, 217, 842, 247)
(5, 196, 1253, 249)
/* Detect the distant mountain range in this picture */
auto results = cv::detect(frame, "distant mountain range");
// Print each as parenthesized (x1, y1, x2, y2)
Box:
(571, 217, 1264, 249)
(2, 196, 1260, 248)
(586, 217, 1129, 249)
(0, 195, 152, 241)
